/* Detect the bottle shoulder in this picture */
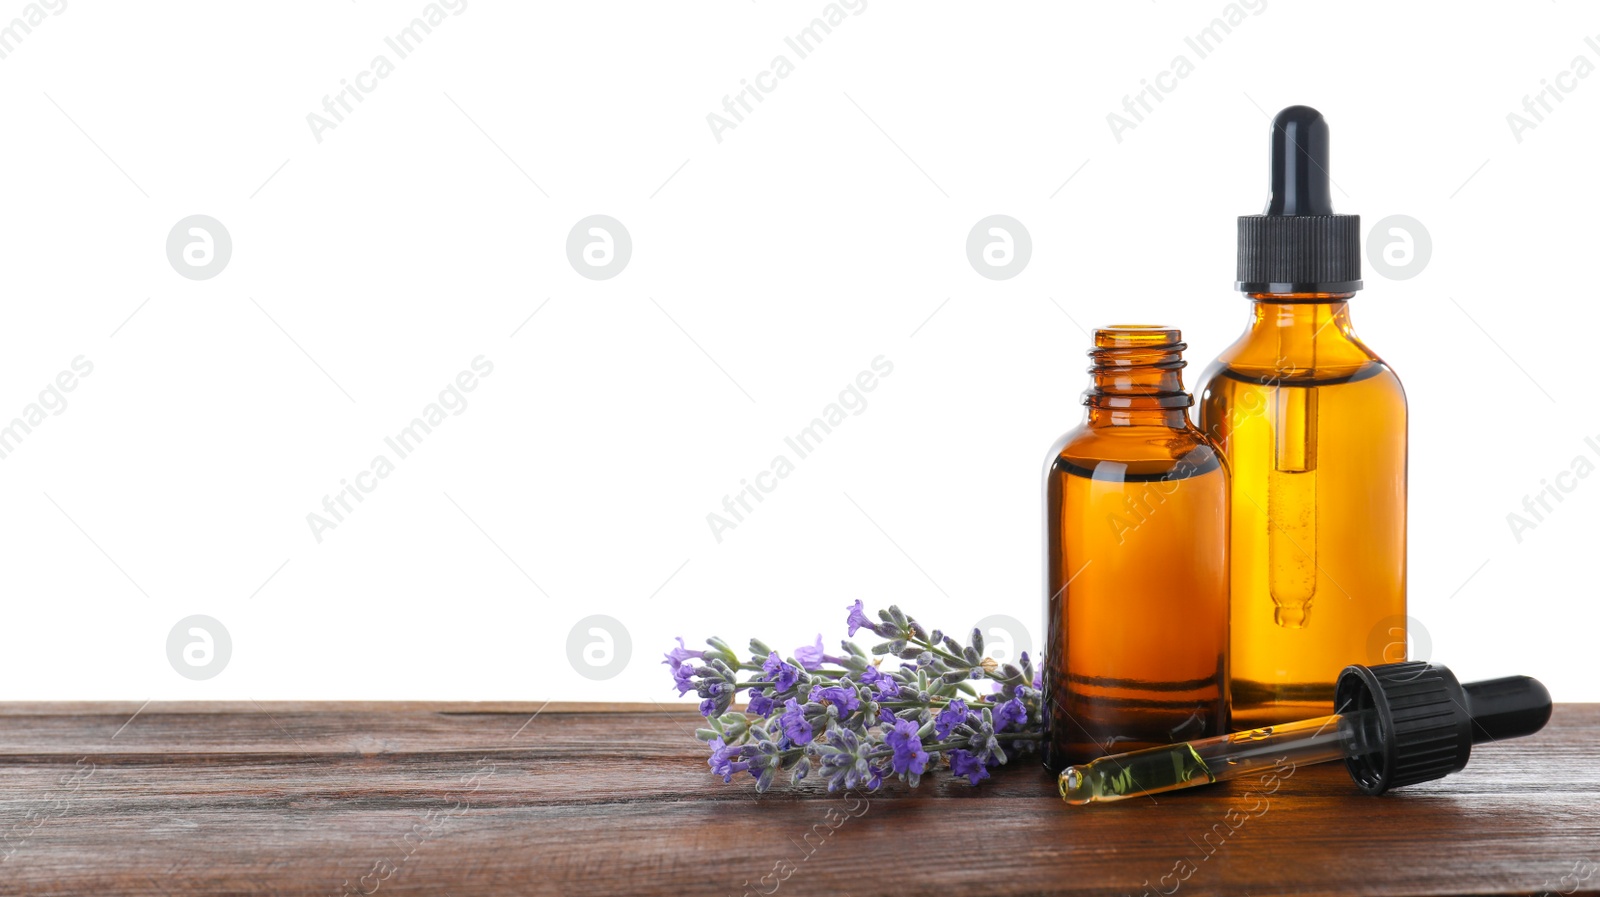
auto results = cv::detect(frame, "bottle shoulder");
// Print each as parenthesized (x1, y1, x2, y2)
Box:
(1195, 355, 1408, 438)
(1199, 357, 1405, 392)
(1197, 339, 1405, 393)
(1047, 422, 1223, 479)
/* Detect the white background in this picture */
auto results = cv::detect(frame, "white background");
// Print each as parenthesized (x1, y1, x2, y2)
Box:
(0, 1, 1595, 701)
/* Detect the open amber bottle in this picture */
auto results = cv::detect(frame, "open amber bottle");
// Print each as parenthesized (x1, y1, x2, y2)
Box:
(1197, 106, 1408, 729)
(1043, 326, 1229, 770)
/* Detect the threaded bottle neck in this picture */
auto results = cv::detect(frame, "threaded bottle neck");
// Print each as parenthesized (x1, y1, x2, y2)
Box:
(1084, 326, 1193, 426)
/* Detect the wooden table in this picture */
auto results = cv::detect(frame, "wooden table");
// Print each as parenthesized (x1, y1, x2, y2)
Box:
(2, 702, 1596, 896)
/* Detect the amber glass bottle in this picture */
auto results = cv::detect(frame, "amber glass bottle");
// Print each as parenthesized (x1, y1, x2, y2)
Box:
(1198, 105, 1408, 729)
(1197, 297, 1406, 728)
(1043, 326, 1229, 770)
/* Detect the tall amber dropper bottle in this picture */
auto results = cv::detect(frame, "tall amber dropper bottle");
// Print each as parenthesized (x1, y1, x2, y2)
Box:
(1197, 106, 1407, 729)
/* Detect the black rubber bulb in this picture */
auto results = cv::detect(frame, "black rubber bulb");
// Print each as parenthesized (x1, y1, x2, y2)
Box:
(1265, 105, 1334, 216)
(1463, 675, 1553, 744)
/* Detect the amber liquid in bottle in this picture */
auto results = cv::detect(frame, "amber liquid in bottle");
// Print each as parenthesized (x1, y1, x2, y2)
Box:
(1197, 296, 1407, 729)
(1043, 327, 1230, 770)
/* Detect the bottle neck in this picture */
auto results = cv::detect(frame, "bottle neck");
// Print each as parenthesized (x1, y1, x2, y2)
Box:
(1083, 326, 1193, 429)
(1235, 292, 1365, 375)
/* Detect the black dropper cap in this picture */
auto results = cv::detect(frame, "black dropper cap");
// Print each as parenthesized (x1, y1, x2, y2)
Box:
(1334, 661, 1552, 795)
(1236, 105, 1363, 294)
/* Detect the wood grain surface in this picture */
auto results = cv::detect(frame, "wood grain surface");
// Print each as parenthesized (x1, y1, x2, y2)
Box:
(1, 701, 1597, 896)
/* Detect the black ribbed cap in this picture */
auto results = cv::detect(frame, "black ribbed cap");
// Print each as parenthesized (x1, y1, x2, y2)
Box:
(1236, 106, 1362, 293)
(1336, 662, 1472, 794)
(1335, 662, 1553, 795)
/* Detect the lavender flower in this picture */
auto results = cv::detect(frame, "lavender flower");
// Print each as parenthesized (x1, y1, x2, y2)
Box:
(708, 738, 750, 783)
(662, 637, 703, 673)
(746, 691, 775, 717)
(676, 602, 1044, 793)
(935, 699, 971, 740)
(793, 635, 827, 671)
(762, 652, 800, 693)
(779, 699, 814, 746)
(672, 662, 696, 697)
(885, 720, 929, 778)
(993, 696, 1028, 732)
(665, 639, 711, 697)
(949, 749, 990, 786)
(845, 600, 876, 637)
(808, 683, 861, 719)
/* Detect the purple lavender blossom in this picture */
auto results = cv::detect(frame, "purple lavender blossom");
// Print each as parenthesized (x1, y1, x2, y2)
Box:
(746, 691, 775, 717)
(779, 699, 814, 745)
(672, 662, 696, 697)
(661, 637, 703, 673)
(993, 696, 1027, 732)
(762, 652, 800, 693)
(809, 683, 861, 718)
(886, 720, 929, 776)
(708, 738, 751, 783)
(858, 665, 902, 699)
(845, 600, 876, 638)
(793, 635, 827, 671)
(949, 749, 990, 785)
(667, 602, 1043, 793)
(935, 699, 971, 740)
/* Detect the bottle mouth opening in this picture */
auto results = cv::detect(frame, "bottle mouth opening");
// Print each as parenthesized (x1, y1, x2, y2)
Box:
(1089, 325, 1186, 373)
(1093, 325, 1181, 349)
